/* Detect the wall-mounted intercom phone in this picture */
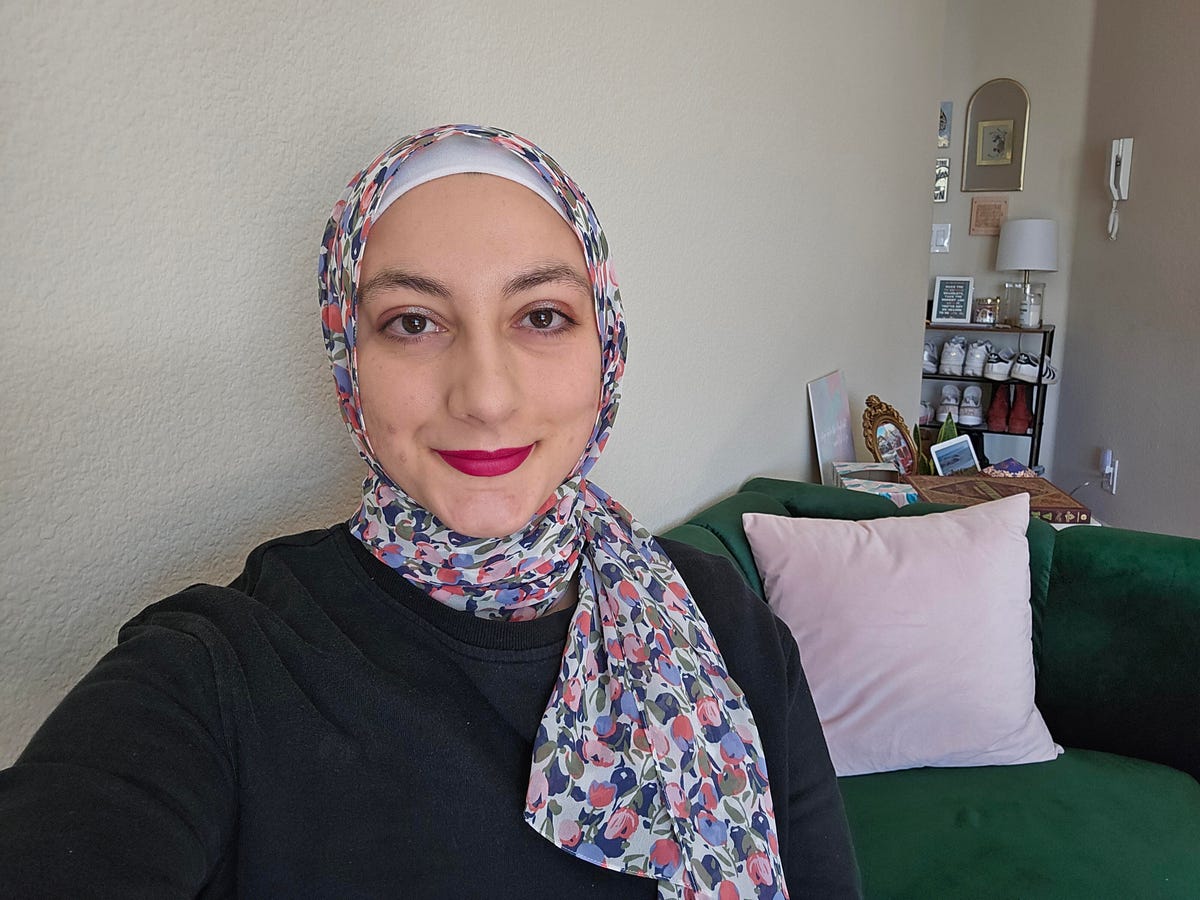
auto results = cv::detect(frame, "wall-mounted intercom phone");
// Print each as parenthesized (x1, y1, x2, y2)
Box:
(1107, 137, 1133, 240)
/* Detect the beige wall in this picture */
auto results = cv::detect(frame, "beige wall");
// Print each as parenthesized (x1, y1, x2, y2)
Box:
(932, 0, 1095, 476)
(0, 1, 945, 762)
(1053, 0, 1200, 536)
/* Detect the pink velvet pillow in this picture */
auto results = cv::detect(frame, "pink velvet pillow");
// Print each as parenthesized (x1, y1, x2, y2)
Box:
(743, 493, 1061, 777)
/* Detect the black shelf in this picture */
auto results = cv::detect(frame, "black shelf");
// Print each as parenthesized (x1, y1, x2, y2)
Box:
(925, 321, 1055, 335)
(922, 322, 1056, 468)
(922, 373, 1050, 386)
(919, 422, 1032, 438)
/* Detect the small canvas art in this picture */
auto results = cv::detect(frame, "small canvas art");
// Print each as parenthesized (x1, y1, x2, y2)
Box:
(934, 158, 950, 203)
(938, 101, 952, 148)
(808, 371, 855, 486)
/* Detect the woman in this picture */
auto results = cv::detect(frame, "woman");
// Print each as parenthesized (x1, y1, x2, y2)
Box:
(0, 125, 859, 897)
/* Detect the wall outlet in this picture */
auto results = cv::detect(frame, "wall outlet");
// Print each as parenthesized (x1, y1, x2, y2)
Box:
(1100, 448, 1119, 495)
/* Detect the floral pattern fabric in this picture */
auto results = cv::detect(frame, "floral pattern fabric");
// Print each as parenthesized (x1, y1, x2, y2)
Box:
(318, 124, 789, 899)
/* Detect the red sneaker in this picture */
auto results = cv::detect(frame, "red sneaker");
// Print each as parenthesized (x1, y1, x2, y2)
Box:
(1008, 384, 1032, 434)
(986, 384, 1010, 432)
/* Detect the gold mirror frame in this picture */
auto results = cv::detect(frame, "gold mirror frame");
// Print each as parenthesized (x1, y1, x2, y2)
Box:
(962, 78, 1029, 192)
(862, 395, 917, 475)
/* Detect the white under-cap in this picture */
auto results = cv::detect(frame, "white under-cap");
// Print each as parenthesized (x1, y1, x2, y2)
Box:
(373, 133, 570, 223)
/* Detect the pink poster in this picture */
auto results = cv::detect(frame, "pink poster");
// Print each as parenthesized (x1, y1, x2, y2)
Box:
(807, 370, 855, 485)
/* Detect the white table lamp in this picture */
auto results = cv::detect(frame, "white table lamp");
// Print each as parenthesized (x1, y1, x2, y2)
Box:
(996, 218, 1058, 327)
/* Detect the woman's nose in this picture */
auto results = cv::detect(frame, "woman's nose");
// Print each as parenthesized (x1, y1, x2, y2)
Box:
(444, 331, 520, 426)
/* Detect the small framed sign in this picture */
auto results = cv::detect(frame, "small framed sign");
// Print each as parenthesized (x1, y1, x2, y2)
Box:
(930, 276, 974, 324)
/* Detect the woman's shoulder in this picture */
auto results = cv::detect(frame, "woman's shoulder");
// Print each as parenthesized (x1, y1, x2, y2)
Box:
(123, 525, 349, 641)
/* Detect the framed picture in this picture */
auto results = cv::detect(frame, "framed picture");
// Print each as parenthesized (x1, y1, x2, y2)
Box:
(930, 276, 974, 324)
(933, 158, 949, 202)
(969, 196, 1008, 235)
(861, 395, 916, 476)
(962, 78, 1029, 191)
(930, 434, 981, 476)
(976, 119, 1014, 165)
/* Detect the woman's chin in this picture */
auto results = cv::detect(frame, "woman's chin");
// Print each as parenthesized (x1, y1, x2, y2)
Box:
(432, 491, 541, 539)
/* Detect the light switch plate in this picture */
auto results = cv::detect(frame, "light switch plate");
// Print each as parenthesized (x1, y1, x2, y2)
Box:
(931, 223, 952, 253)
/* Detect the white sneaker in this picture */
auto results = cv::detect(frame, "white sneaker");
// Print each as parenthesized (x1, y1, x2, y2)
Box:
(1010, 353, 1040, 382)
(919, 400, 935, 425)
(959, 385, 984, 426)
(936, 384, 961, 423)
(938, 336, 966, 376)
(922, 342, 938, 374)
(984, 348, 1015, 380)
(1012, 353, 1059, 384)
(963, 340, 991, 378)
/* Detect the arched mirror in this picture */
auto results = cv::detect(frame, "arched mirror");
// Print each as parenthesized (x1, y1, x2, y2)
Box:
(962, 78, 1029, 191)
(862, 395, 916, 475)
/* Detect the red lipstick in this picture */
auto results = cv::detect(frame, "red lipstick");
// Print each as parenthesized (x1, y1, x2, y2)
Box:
(436, 445, 534, 477)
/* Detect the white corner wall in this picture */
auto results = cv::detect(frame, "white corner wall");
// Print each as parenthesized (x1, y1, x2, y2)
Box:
(0, 1, 945, 762)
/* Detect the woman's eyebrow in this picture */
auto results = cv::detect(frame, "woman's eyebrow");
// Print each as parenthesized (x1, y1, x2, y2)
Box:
(358, 268, 452, 304)
(502, 263, 592, 299)
(359, 263, 592, 305)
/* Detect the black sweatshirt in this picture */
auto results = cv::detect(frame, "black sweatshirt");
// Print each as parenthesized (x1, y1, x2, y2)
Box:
(0, 526, 860, 898)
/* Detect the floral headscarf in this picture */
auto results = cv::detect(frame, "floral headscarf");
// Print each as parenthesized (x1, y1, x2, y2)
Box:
(319, 124, 789, 899)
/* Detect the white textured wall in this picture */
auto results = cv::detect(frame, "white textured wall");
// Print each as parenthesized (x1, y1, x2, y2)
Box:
(1053, 0, 1200, 536)
(931, 0, 1095, 476)
(0, 0, 945, 762)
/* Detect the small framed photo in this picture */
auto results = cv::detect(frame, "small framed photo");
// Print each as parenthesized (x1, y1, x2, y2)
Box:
(930, 434, 981, 476)
(930, 276, 974, 324)
(969, 196, 1008, 235)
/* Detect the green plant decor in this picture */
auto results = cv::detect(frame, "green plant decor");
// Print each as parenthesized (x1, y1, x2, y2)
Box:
(914, 414, 959, 476)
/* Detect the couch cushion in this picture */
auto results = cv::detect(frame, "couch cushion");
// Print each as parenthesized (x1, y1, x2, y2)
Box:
(839, 749, 1200, 898)
(741, 476, 1058, 667)
(743, 494, 1059, 776)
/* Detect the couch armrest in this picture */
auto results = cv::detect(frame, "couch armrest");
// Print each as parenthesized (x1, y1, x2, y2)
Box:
(1038, 525, 1200, 781)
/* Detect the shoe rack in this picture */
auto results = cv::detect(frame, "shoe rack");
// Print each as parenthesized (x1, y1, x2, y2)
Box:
(920, 323, 1056, 470)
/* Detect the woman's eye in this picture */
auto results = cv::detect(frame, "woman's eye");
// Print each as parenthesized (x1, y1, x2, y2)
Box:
(389, 313, 436, 337)
(525, 308, 569, 330)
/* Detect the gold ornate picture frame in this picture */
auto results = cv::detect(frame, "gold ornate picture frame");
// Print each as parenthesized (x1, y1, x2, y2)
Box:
(862, 395, 917, 475)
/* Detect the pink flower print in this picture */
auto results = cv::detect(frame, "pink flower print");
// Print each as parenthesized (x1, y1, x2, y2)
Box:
(557, 819, 582, 847)
(622, 635, 649, 663)
(671, 715, 694, 750)
(588, 780, 617, 808)
(575, 610, 591, 635)
(664, 781, 689, 818)
(648, 726, 670, 759)
(582, 739, 615, 767)
(603, 806, 639, 841)
(436, 566, 458, 583)
(649, 838, 681, 877)
(699, 782, 718, 811)
(321, 302, 344, 334)
(526, 769, 548, 812)
(717, 881, 739, 900)
(606, 638, 624, 661)
(697, 696, 722, 727)
(768, 830, 779, 855)
(747, 851, 774, 886)
(563, 677, 582, 711)
(377, 483, 398, 505)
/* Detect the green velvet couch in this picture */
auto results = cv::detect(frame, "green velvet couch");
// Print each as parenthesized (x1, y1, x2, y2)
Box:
(661, 477, 1200, 899)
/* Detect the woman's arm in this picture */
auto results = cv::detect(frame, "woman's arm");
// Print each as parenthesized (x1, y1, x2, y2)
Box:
(0, 614, 237, 896)
(777, 622, 862, 898)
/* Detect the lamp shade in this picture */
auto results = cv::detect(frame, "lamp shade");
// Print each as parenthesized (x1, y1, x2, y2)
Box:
(996, 218, 1058, 273)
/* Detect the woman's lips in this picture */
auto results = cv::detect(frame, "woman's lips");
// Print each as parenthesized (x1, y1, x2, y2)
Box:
(435, 445, 534, 477)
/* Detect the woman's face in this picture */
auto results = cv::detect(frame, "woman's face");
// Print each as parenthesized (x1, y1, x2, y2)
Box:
(354, 173, 602, 538)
